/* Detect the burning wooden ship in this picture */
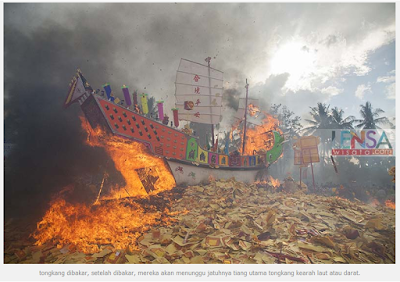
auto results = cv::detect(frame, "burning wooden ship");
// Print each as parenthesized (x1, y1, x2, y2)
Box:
(64, 58, 283, 186)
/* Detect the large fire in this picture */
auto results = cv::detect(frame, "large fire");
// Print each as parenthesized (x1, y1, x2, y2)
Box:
(33, 192, 175, 254)
(83, 117, 175, 199)
(241, 112, 281, 155)
(33, 117, 177, 253)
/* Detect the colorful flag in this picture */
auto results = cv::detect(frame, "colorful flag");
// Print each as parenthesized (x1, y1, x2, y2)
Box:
(172, 108, 179, 127)
(141, 94, 148, 114)
(224, 136, 229, 155)
(122, 85, 132, 106)
(103, 84, 112, 99)
(132, 90, 138, 106)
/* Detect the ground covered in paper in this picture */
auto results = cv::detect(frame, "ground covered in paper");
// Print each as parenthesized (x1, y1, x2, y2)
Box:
(4, 179, 395, 264)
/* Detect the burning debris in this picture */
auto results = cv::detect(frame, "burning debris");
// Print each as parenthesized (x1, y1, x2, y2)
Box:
(4, 178, 394, 264)
(32, 187, 181, 254)
(80, 116, 176, 199)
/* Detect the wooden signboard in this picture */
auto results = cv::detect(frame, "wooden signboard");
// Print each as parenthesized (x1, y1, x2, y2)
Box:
(302, 147, 320, 164)
(294, 149, 303, 165)
(292, 135, 320, 191)
(293, 136, 320, 164)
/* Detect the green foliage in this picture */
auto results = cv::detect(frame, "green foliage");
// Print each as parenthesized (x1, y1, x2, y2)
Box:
(355, 102, 390, 129)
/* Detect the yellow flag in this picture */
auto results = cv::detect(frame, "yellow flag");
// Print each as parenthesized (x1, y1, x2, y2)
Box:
(141, 94, 148, 114)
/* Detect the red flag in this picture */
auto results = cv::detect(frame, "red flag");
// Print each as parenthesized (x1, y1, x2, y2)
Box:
(213, 138, 219, 152)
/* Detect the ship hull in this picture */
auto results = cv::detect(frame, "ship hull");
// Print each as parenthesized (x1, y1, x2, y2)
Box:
(67, 70, 283, 187)
(166, 159, 261, 186)
(77, 93, 273, 186)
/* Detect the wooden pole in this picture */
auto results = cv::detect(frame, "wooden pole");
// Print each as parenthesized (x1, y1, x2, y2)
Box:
(300, 167, 302, 188)
(206, 57, 214, 147)
(242, 79, 249, 155)
(309, 149, 316, 192)
(311, 162, 316, 192)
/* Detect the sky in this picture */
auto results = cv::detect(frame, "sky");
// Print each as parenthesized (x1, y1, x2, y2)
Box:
(4, 3, 395, 129)
(2, 2, 396, 218)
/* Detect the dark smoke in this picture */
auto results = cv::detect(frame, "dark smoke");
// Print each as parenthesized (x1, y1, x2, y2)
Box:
(223, 88, 241, 111)
(4, 5, 127, 219)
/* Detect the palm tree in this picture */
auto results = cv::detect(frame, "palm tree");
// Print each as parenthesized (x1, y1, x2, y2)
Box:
(331, 107, 355, 129)
(355, 102, 390, 129)
(303, 103, 332, 158)
(303, 103, 332, 134)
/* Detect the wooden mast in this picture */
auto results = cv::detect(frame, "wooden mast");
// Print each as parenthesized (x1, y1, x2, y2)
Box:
(242, 79, 249, 155)
(205, 56, 215, 147)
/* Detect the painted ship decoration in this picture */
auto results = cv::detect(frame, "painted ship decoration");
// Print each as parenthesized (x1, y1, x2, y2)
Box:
(64, 58, 284, 186)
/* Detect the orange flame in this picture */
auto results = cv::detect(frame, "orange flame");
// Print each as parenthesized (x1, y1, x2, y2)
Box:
(82, 116, 175, 199)
(385, 200, 395, 210)
(269, 176, 281, 188)
(240, 112, 281, 155)
(33, 193, 172, 254)
(248, 104, 260, 117)
(33, 116, 177, 253)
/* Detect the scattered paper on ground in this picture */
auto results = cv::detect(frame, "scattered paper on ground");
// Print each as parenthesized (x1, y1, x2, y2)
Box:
(4, 179, 395, 264)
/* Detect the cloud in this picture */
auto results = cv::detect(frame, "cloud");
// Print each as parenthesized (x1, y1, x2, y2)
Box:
(385, 83, 396, 99)
(377, 75, 395, 83)
(321, 86, 343, 96)
(376, 70, 396, 99)
(355, 84, 371, 99)
(271, 23, 394, 92)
